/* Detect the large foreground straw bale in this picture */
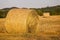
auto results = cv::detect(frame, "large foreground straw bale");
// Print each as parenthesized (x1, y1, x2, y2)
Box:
(5, 9, 39, 34)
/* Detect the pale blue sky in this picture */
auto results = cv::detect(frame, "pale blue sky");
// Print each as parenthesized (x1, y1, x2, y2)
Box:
(0, 0, 60, 8)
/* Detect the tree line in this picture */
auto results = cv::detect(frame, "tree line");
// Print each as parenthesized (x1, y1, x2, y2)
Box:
(0, 5, 60, 18)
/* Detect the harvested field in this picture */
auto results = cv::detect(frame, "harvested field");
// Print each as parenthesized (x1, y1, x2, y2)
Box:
(0, 18, 6, 33)
(37, 15, 60, 34)
(0, 15, 60, 40)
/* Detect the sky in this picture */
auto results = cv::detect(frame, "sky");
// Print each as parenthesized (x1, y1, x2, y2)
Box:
(0, 0, 60, 8)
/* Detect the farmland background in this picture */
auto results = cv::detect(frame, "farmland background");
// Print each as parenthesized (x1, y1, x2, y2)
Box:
(0, 5, 60, 40)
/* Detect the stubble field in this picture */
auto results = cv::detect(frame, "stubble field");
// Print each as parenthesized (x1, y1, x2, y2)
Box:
(0, 15, 60, 40)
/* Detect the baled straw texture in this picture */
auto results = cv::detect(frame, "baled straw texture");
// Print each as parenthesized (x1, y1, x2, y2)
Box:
(5, 9, 39, 34)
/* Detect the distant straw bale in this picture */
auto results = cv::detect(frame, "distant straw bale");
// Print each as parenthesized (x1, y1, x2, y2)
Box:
(43, 12, 50, 18)
(5, 9, 39, 34)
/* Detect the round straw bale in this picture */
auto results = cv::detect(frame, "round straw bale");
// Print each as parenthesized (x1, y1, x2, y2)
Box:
(5, 9, 39, 34)
(43, 12, 50, 18)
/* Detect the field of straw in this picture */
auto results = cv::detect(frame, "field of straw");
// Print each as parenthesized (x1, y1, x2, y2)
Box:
(0, 15, 60, 40)
(0, 18, 6, 33)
